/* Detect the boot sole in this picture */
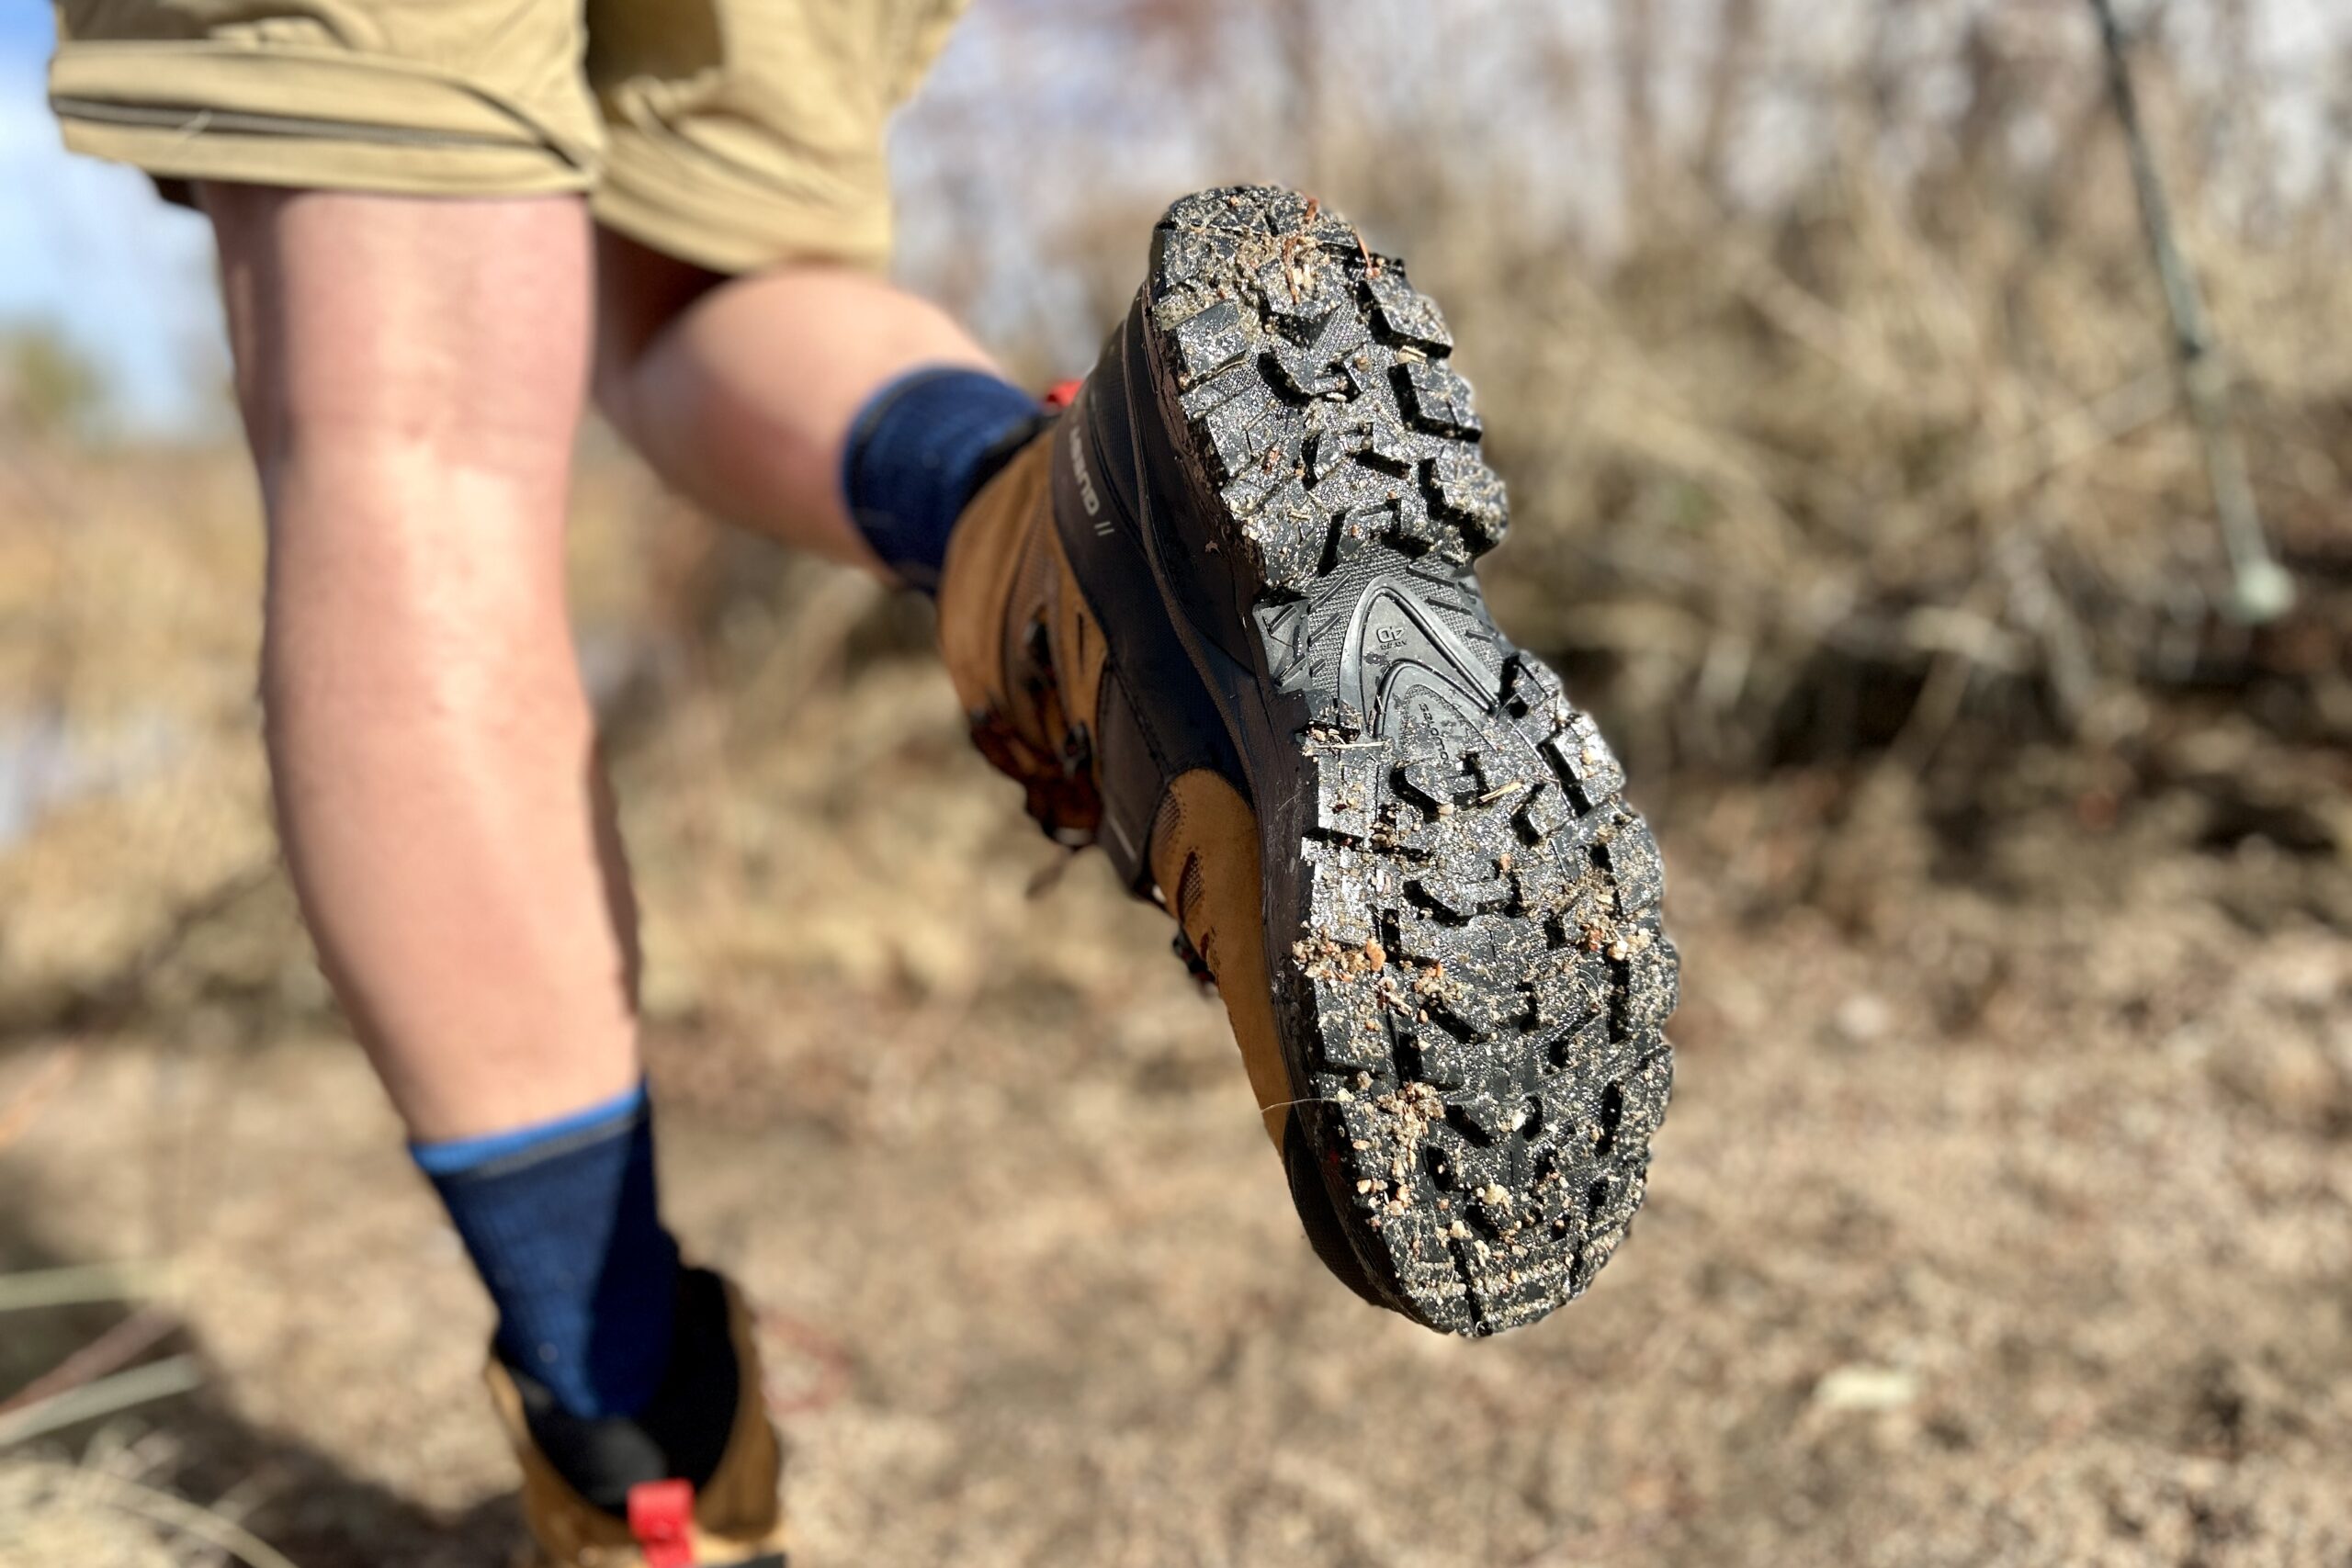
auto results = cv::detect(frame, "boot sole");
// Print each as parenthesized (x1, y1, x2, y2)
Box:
(1135, 186, 1677, 1336)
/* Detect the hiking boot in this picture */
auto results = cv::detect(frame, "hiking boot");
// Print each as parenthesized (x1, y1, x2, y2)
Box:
(939, 185, 1677, 1337)
(485, 1268, 789, 1567)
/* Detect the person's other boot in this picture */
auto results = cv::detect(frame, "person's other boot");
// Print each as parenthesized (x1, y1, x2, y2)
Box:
(484, 1268, 789, 1566)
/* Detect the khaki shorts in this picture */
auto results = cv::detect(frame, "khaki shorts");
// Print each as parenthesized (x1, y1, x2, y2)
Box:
(48, 0, 968, 274)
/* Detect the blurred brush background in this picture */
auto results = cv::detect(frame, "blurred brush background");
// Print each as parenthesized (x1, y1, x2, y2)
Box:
(2, 2, 2348, 1565)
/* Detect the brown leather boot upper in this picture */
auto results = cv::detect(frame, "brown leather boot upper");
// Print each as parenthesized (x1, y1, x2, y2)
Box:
(940, 446, 1395, 1309)
(940, 429, 1294, 1156)
(937, 431, 1106, 849)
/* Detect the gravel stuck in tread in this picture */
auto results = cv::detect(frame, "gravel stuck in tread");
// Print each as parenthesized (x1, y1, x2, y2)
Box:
(1143, 186, 1679, 1336)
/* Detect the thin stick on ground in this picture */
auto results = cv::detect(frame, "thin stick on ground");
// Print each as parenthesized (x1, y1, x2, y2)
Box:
(2088, 0, 2293, 624)
(0, 1355, 203, 1447)
(0, 1304, 182, 1418)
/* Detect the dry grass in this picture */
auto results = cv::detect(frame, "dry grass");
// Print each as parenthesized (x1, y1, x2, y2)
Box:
(899, 0, 2352, 794)
(1, 1450, 296, 1568)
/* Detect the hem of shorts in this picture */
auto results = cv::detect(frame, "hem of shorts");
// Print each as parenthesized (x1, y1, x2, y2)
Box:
(590, 140, 892, 276)
(48, 39, 596, 195)
(57, 113, 594, 197)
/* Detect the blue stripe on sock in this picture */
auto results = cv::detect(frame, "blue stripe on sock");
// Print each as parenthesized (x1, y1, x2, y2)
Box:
(410, 1080, 650, 1175)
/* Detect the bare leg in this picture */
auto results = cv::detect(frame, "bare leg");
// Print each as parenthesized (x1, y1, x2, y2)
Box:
(208, 186, 638, 1141)
(592, 231, 1002, 576)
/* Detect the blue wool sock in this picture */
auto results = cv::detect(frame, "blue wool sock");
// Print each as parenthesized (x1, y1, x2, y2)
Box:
(842, 366, 1044, 592)
(413, 1083, 680, 1420)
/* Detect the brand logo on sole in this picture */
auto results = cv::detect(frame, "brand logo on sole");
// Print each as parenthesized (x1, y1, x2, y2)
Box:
(1340, 579, 1493, 739)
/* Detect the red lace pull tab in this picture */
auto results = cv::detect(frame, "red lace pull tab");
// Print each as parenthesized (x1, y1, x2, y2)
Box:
(627, 1479, 695, 1568)
(1042, 378, 1083, 411)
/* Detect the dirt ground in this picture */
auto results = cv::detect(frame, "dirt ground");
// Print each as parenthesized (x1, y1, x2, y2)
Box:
(3, 611, 2348, 1566)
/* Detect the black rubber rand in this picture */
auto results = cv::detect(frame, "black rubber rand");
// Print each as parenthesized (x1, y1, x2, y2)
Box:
(1134, 186, 1678, 1337)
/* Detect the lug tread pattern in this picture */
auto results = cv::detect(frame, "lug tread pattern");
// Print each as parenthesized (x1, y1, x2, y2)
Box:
(1146, 186, 1677, 1337)
(1150, 191, 1511, 596)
